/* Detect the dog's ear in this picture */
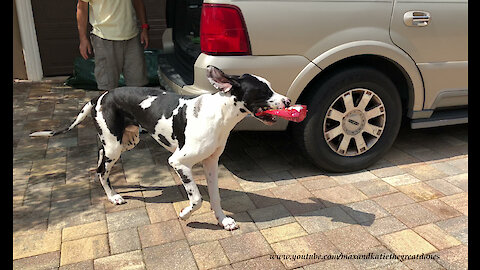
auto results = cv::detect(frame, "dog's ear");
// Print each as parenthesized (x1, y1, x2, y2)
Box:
(206, 66, 234, 92)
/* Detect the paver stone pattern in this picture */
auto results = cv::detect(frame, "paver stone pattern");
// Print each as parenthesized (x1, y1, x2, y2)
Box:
(13, 81, 468, 269)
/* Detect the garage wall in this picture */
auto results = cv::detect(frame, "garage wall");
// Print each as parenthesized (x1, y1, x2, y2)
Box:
(13, 1, 28, 80)
(31, 0, 167, 77)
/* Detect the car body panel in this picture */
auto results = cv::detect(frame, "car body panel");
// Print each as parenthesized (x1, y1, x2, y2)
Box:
(185, 53, 313, 97)
(417, 61, 468, 110)
(310, 40, 425, 114)
(389, 0, 468, 110)
(161, 53, 312, 131)
(160, 0, 467, 131)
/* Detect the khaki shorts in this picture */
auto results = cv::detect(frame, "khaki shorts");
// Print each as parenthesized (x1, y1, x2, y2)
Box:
(91, 34, 148, 90)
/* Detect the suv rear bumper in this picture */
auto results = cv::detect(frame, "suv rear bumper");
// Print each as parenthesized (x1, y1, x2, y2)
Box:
(158, 52, 312, 130)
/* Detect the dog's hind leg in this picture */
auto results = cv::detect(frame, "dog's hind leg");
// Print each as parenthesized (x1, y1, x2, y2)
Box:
(121, 125, 140, 151)
(203, 147, 239, 231)
(96, 145, 125, 205)
(168, 156, 202, 220)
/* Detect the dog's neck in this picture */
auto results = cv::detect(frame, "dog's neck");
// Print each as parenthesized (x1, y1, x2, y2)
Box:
(208, 91, 249, 130)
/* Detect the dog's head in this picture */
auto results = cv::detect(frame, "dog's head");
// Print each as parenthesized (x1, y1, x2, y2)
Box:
(206, 65, 291, 125)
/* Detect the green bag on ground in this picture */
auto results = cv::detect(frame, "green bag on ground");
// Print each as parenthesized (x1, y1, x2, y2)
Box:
(65, 49, 161, 90)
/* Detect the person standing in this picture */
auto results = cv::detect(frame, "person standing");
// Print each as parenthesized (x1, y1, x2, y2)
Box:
(76, 0, 150, 90)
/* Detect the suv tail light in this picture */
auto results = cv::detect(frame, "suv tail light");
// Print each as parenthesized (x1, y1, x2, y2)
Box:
(200, 4, 251, 55)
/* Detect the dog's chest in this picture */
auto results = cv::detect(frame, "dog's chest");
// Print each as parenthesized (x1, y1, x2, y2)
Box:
(144, 93, 245, 152)
(190, 94, 246, 129)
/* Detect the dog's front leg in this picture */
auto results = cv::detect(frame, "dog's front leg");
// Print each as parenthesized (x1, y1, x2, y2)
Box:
(203, 153, 239, 231)
(169, 157, 202, 220)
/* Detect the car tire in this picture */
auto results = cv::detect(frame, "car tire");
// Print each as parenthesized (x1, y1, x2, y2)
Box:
(292, 66, 402, 172)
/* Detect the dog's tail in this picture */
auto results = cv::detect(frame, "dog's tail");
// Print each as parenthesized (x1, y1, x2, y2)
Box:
(30, 100, 95, 137)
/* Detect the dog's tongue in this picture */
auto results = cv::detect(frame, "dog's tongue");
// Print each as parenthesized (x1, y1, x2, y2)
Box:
(255, 105, 307, 122)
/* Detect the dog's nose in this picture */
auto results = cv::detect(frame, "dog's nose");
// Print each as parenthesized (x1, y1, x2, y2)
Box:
(283, 98, 291, 107)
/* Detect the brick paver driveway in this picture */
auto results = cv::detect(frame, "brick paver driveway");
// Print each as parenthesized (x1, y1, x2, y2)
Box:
(13, 81, 467, 269)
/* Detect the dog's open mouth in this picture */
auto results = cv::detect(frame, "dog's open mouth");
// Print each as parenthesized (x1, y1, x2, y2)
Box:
(255, 107, 277, 125)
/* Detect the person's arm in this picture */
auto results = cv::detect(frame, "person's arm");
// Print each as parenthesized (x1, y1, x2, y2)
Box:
(132, 0, 149, 49)
(76, 0, 92, 59)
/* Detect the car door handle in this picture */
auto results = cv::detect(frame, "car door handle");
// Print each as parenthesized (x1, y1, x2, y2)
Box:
(404, 11, 430, 27)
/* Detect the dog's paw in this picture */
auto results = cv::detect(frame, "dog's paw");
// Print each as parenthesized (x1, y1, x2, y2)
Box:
(220, 217, 239, 231)
(109, 194, 126, 205)
(179, 207, 192, 220)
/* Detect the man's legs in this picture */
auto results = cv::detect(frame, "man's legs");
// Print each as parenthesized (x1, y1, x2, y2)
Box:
(123, 34, 148, 87)
(91, 34, 148, 135)
(90, 35, 122, 90)
(90, 34, 147, 90)
(122, 34, 149, 133)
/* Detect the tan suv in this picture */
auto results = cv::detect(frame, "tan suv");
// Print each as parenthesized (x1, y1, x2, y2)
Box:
(158, 0, 468, 172)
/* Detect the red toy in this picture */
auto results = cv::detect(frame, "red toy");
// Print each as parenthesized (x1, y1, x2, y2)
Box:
(255, 105, 307, 122)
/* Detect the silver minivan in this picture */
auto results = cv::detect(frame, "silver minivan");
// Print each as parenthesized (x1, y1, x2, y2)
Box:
(158, 0, 468, 172)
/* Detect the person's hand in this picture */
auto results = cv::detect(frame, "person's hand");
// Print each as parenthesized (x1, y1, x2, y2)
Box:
(140, 28, 149, 49)
(79, 37, 92, 59)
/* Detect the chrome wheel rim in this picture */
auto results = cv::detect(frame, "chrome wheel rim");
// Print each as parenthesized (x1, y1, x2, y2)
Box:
(323, 88, 386, 157)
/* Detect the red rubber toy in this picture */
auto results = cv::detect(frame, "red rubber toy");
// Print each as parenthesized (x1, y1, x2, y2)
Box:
(255, 105, 307, 122)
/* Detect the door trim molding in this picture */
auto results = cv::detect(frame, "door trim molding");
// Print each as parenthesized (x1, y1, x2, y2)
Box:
(15, 0, 43, 81)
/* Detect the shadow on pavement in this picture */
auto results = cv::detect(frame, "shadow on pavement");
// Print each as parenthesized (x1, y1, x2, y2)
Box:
(123, 183, 375, 229)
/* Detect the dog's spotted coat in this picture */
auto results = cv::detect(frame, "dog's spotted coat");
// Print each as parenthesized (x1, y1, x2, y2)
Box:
(30, 66, 291, 230)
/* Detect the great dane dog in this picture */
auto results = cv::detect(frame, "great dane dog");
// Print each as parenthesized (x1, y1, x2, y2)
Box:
(30, 66, 291, 230)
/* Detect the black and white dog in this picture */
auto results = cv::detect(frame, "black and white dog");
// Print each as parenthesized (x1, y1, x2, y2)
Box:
(30, 66, 290, 230)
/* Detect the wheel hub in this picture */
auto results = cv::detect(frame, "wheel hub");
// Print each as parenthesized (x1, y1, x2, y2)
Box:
(342, 109, 366, 135)
(323, 88, 386, 157)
